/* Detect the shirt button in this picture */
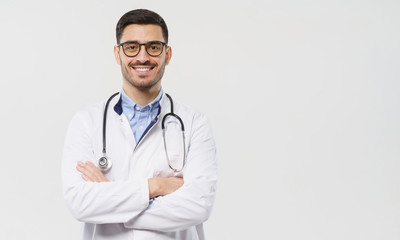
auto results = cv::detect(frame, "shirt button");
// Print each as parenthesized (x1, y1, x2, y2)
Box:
(139, 126, 144, 130)
(136, 107, 140, 110)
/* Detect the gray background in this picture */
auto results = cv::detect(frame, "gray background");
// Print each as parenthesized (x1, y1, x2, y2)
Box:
(0, 0, 399, 239)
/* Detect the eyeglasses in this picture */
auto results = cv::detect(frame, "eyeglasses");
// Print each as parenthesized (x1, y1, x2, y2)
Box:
(118, 41, 167, 57)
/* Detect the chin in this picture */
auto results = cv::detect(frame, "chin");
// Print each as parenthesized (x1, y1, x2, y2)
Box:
(128, 79, 160, 90)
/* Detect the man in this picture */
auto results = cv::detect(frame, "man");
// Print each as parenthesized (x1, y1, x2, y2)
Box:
(62, 9, 217, 240)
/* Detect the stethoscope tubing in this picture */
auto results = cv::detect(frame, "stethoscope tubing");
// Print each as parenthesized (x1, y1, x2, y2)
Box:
(162, 93, 186, 172)
(103, 92, 119, 154)
(100, 92, 186, 172)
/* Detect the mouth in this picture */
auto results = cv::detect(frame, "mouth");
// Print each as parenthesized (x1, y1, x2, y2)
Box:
(131, 65, 155, 74)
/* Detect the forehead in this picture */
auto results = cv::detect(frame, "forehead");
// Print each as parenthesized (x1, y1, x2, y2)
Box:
(121, 24, 164, 43)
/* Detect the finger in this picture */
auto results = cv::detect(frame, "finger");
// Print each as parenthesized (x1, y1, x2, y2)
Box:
(76, 164, 89, 176)
(79, 167, 96, 182)
(77, 161, 109, 182)
(78, 165, 94, 182)
(83, 161, 103, 182)
(81, 174, 91, 182)
(172, 177, 184, 185)
(86, 161, 97, 168)
(83, 173, 96, 182)
(79, 163, 100, 182)
(86, 162, 109, 182)
(76, 162, 92, 175)
(83, 161, 109, 182)
(76, 161, 84, 172)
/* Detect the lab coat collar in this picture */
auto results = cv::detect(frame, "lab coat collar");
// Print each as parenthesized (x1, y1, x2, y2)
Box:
(113, 93, 123, 115)
(111, 90, 171, 118)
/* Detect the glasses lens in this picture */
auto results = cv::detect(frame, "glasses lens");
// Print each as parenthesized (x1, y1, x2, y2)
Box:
(123, 42, 140, 56)
(146, 42, 163, 56)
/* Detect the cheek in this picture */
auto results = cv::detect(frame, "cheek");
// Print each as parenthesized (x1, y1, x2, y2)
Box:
(120, 58, 132, 69)
(159, 56, 167, 66)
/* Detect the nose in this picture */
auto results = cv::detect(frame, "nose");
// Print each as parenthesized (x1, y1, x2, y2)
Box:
(135, 45, 151, 63)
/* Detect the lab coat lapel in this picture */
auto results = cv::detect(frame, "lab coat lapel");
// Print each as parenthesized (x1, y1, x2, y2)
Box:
(110, 93, 137, 151)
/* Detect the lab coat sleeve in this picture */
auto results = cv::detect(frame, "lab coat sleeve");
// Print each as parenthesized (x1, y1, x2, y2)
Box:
(61, 111, 149, 224)
(123, 113, 217, 231)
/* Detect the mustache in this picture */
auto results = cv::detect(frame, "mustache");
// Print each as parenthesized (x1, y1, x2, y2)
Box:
(129, 61, 156, 67)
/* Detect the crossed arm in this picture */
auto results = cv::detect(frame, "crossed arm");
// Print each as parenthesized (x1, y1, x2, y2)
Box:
(63, 112, 217, 231)
(76, 161, 183, 199)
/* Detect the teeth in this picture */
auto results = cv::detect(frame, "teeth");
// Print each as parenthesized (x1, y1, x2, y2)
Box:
(135, 68, 150, 72)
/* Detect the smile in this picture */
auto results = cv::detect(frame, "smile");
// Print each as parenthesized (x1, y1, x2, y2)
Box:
(135, 67, 151, 72)
(131, 65, 155, 74)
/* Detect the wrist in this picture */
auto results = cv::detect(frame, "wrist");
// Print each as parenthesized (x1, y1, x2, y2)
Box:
(148, 177, 161, 199)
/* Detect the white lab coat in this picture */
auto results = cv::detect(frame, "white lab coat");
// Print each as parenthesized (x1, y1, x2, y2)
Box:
(61, 92, 217, 240)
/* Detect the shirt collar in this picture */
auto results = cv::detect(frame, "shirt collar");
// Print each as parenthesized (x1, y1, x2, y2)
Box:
(121, 88, 163, 111)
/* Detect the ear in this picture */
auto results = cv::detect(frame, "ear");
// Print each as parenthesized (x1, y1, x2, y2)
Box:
(165, 46, 172, 65)
(114, 45, 121, 65)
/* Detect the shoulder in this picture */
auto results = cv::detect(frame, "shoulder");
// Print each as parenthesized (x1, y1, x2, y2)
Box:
(72, 101, 105, 124)
(167, 96, 208, 122)
(67, 98, 111, 134)
(169, 97, 212, 135)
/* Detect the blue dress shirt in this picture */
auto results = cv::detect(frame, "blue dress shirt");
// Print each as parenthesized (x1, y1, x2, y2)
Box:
(121, 89, 163, 143)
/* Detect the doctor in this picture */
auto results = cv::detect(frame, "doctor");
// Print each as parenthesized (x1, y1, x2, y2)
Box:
(62, 9, 217, 240)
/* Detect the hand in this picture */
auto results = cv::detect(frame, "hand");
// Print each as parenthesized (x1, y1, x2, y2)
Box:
(76, 161, 109, 182)
(148, 177, 184, 199)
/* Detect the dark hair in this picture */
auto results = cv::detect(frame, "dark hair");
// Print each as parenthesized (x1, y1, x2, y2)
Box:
(116, 9, 168, 44)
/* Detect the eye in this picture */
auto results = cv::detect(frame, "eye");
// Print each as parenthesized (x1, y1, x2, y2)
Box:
(150, 45, 160, 50)
(127, 44, 137, 50)
(123, 42, 139, 51)
(148, 42, 162, 50)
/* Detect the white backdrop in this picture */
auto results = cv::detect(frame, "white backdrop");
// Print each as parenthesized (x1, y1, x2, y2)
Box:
(0, 0, 399, 239)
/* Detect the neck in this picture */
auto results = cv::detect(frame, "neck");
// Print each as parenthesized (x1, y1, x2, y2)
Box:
(122, 82, 161, 107)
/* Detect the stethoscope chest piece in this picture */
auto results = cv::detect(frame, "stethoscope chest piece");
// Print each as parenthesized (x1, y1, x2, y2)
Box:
(98, 156, 112, 172)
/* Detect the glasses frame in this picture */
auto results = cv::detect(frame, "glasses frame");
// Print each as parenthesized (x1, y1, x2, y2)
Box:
(118, 41, 168, 57)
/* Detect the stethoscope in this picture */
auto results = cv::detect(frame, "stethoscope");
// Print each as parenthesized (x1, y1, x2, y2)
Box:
(98, 92, 186, 173)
